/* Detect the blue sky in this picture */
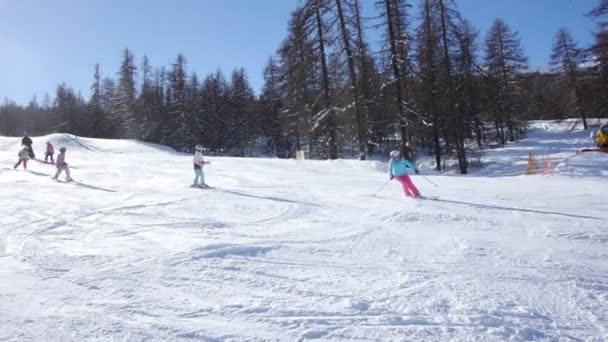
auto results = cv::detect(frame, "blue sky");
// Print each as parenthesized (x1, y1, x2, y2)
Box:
(0, 0, 599, 105)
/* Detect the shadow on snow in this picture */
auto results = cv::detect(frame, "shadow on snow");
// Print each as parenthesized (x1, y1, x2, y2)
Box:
(423, 197, 604, 221)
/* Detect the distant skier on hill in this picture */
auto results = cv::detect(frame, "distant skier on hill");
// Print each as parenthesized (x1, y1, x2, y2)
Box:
(388, 149, 421, 198)
(192, 144, 211, 188)
(13, 147, 30, 171)
(52, 147, 72, 182)
(44, 141, 55, 163)
(21, 134, 35, 159)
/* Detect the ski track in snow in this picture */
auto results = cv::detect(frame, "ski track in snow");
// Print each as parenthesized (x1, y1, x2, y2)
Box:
(1, 125, 607, 341)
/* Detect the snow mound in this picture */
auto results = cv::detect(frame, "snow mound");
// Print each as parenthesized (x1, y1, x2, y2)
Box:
(0, 133, 176, 155)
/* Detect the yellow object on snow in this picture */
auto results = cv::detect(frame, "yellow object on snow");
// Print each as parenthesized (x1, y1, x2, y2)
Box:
(596, 130, 608, 148)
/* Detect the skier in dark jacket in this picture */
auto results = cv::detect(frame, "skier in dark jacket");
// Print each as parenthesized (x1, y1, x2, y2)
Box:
(21, 135, 35, 159)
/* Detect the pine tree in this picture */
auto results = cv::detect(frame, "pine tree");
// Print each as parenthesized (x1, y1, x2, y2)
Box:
(351, 0, 383, 157)
(588, 0, 608, 117)
(417, 0, 442, 169)
(378, 0, 412, 155)
(437, 0, 468, 173)
(112, 48, 138, 139)
(228, 68, 255, 156)
(54, 83, 82, 135)
(199, 70, 230, 153)
(484, 19, 528, 143)
(589, 0, 608, 28)
(275, 6, 319, 157)
(454, 19, 483, 147)
(335, 0, 368, 160)
(186, 72, 201, 148)
(260, 57, 285, 156)
(139, 55, 156, 139)
(306, 0, 339, 159)
(164, 54, 189, 149)
(89, 64, 108, 137)
(550, 28, 588, 129)
(148, 67, 167, 143)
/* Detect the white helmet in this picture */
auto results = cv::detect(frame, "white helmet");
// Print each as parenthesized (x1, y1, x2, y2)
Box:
(390, 150, 400, 158)
(195, 144, 203, 151)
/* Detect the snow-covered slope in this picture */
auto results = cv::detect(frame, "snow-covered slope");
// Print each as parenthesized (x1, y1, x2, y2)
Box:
(1, 123, 607, 341)
(417, 119, 608, 178)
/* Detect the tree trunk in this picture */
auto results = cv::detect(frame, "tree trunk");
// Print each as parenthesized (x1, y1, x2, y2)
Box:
(422, 0, 441, 170)
(385, 0, 409, 155)
(438, 0, 466, 173)
(336, 0, 366, 160)
(313, 0, 338, 159)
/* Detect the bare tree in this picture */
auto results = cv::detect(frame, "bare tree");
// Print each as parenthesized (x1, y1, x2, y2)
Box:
(378, 0, 412, 155)
(89, 64, 107, 137)
(335, 0, 367, 159)
(484, 19, 528, 143)
(550, 28, 588, 129)
(307, 0, 339, 159)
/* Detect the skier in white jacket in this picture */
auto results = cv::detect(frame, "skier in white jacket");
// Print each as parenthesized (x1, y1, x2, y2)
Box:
(192, 144, 211, 188)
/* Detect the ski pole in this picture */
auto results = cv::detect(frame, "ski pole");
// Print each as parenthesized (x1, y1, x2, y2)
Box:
(420, 175, 438, 187)
(372, 179, 392, 196)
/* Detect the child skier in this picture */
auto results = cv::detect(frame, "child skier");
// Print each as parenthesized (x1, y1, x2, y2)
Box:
(389, 150, 421, 198)
(53, 147, 72, 181)
(13, 147, 30, 170)
(192, 144, 211, 188)
(45, 141, 55, 163)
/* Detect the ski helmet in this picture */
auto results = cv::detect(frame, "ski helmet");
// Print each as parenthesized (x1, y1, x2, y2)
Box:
(195, 144, 203, 151)
(60, 147, 66, 152)
(390, 150, 400, 158)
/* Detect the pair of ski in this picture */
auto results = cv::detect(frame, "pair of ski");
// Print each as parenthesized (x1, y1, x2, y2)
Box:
(10, 168, 76, 184)
(372, 193, 439, 201)
(31, 158, 79, 169)
(190, 184, 215, 190)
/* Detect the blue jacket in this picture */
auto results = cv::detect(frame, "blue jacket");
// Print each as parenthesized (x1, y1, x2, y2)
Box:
(389, 158, 416, 177)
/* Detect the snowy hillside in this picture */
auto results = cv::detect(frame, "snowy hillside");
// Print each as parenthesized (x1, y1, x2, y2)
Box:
(1, 122, 607, 341)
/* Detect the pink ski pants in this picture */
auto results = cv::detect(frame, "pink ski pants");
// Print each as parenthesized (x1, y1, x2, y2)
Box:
(395, 174, 420, 198)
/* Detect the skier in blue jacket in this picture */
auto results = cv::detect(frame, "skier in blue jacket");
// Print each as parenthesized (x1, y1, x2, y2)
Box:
(389, 150, 421, 198)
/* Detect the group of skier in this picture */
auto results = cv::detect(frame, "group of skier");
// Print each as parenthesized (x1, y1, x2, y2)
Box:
(10, 121, 608, 200)
(13, 135, 421, 197)
(13, 135, 72, 181)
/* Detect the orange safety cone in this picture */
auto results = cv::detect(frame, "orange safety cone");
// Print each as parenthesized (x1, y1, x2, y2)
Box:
(542, 157, 554, 176)
(525, 152, 537, 175)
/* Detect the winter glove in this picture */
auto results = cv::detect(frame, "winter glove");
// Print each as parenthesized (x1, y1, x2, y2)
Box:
(390, 174, 394, 180)
(415, 169, 420, 174)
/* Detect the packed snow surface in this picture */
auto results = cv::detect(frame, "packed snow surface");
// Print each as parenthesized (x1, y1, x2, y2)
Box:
(1, 121, 607, 341)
